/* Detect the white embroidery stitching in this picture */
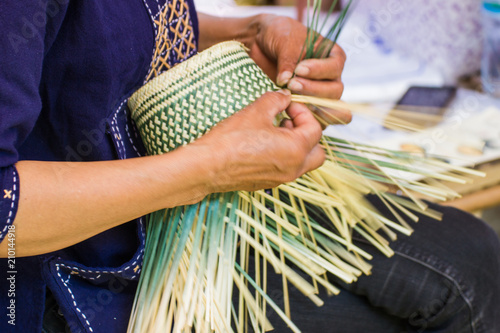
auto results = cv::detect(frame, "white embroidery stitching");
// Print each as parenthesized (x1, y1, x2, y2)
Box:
(56, 264, 94, 332)
(111, 100, 128, 159)
(142, 0, 158, 30)
(143, 0, 160, 84)
(153, 1, 164, 19)
(138, 216, 146, 242)
(124, 108, 142, 157)
(146, 1, 197, 82)
(57, 243, 144, 281)
(1, 171, 17, 239)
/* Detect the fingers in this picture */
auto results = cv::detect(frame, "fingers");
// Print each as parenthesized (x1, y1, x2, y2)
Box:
(274, 40, 304, 87)
(284, 43, 346, 99)
(286, 102, 323, 150)
(248, 90, 292, 121)
(288, 77, 344, 100)
(253, 15, 303, 87)
(308, 105, 352, 128)
(301, 144, 326, 174)
(294, 45, 346, 81)
(249, 42, 278, 83)
(272, 23, 307, 86)
(279, 118, 294, 129)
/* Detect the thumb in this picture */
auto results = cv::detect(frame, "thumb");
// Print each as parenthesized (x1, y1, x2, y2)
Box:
(287, 102, 323, 150)
(249, 90, 292, 122)
(276, 52, 300, 88)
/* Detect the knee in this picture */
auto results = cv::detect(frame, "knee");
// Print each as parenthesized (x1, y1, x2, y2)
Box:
(437, 206, 500, 322)
(438, 205, 500, 272)
(403, 205, 500, 331)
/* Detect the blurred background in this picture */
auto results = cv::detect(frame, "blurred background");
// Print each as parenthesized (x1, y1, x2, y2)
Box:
(194, 0, 500, 236)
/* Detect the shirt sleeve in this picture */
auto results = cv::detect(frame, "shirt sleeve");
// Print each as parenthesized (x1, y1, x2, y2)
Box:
(0, 1, 65, 243)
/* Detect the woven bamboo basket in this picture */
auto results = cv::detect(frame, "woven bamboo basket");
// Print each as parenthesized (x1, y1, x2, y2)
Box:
(126, 41, 479, 333)
(129, 41, 278, 155)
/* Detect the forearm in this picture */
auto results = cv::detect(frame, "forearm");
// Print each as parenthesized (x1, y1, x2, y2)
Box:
(197, 13, 262, 51)
(0, 144, 213, 257)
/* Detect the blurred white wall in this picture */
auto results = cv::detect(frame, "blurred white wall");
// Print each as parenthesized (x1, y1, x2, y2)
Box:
(344, 0, 483, 83)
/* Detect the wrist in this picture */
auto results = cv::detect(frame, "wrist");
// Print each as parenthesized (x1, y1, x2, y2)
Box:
(172, 142, 225, 198)
(149, 145, 209, 207)
(237, 14, 266, 49)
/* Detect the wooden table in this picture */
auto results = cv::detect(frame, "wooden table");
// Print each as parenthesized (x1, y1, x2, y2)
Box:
(440, 160, 500, 213)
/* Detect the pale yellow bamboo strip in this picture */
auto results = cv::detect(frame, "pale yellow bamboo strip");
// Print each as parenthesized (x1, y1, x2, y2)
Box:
(294, 196, 322, 279)
(423, 178, 461, 200)
(357, 153, 429, 210)
(293, 194, 323, 294)
(357, 220, 390, 247)
(290, 95, 435, 131)
(366, 210, 414, 236)
(403, 180, 458, 200)
(239, 192, 301, 236)
(372, 220, 398, 242)
(273, 233, 358, 284)
(296, 96, 447, 121)
(238, 198, 248, 333)
(370, 191, 416, 230)
(360, 207, 386, 233)
(297, 235, 362, 277)
(277, 210, 291, 319)
(285, 180, 345, 205)
(294, 177, 343, 202)
(425, 158, 486, 177)
(235, 210, 327, 276)
(379, 192, 420, 222)
(353, 225, 394, 258)
(308, 221, 374, 260)
(236, 225, 323, 302)
(211, 297, 234, 333)
(315, 234, 373, 275)
(385, 194, 444, 221)
(232, 226, 280, 272)
(255, 195, 263, 330)
(279, 184, 343, 207)
(232, 271, 277, 332)
(323, 206, 352, 246)
(282, 252, 341, 296)
(318, 162, 378, 194)
(252, 190, 303, 216)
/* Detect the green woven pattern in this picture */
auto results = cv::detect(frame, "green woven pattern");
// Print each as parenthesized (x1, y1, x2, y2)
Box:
(129, 41, 279, 155)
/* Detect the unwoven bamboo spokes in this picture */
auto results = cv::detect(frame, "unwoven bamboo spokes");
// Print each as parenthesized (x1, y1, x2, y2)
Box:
(126, 41, 483, 333)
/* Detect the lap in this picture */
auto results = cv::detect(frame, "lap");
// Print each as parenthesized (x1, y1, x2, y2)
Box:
(266, 198, 500, 333)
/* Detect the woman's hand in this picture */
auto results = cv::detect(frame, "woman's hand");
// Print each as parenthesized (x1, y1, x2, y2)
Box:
(251, 14, 351, 126)
(190, 90, 325, 193)
(252, 15, 345, 97)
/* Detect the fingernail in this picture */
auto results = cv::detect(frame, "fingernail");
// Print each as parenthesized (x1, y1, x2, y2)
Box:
(288, 79, 303, 92)
(277, 71, 293, 87)
(276, 89, 291, 96)
(295, 64, 310, 77)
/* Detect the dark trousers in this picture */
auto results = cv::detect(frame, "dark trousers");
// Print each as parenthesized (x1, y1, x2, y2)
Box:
(42, 288, 70, 333)
(265, 198, 500, 333)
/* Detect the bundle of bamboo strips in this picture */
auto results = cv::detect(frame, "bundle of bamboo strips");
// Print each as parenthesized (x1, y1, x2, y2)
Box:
(126, 38, 483, 332)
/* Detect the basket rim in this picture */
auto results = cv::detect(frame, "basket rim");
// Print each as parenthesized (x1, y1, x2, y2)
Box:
(128, 40, 249, 112)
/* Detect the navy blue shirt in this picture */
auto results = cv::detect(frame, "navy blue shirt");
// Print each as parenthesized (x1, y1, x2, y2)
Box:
(0, 1, 199, 332)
